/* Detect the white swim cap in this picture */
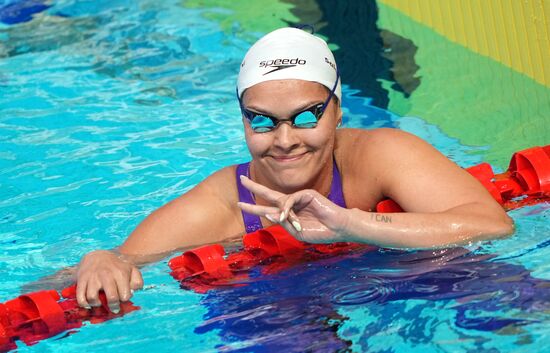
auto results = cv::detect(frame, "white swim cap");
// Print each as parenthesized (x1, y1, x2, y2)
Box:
(237, 27, 341, 102)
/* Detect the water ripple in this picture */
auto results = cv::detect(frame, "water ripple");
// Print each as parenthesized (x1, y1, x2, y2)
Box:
(15, 206, 68, 225)
(0, 177, 103, 207)
(330, 276, 396, 305)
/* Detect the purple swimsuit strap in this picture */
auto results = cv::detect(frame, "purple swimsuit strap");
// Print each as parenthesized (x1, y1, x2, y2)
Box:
(328, 159, 346, 208)
(236, 163, 263, 233)
(236, 159, 347, 233)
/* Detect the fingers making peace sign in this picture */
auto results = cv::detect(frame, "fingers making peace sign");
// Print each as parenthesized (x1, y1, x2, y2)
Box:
(237, 175, 351, 243)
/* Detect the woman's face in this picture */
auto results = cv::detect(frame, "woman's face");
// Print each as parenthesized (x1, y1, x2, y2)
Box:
(242, 79, 341, 193)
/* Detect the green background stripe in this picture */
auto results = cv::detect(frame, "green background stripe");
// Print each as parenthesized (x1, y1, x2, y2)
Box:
(183, 0, 549, 169)
(377, 3, 550, 168)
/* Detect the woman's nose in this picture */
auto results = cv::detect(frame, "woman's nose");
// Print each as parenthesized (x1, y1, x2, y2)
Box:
(272, 122, 300, 151)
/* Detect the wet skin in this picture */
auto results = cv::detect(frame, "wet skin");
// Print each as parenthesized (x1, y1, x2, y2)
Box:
(74, 79, 513, 312)
(242, 79, 342, 197)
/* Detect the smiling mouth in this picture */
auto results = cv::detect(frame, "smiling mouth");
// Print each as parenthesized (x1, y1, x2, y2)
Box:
(270, 152, 308, 162)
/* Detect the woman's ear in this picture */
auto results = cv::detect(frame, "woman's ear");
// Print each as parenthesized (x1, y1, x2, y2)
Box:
(336, 107, 343, 127)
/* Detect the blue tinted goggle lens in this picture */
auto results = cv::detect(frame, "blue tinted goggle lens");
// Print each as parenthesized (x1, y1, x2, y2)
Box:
(238, 68, 340, 133)
(250, 115, 275, 132)
(248, 107, 320, 133)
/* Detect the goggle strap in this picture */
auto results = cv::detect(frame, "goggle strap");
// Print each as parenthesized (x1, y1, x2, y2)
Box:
(319, 68, 340, 114)
(237, 87, 253, 121)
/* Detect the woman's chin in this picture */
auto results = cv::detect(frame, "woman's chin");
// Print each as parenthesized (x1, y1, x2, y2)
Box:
(273, 172, 312, 192)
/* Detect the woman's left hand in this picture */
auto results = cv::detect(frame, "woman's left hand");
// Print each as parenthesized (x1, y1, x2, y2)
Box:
(237, 175, 351, 243)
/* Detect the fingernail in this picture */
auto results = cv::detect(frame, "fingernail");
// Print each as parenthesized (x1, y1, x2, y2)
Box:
(110, 306, 120, 314)
(130, 289, 134, 295)
(292, 220, 302, 232)
(83, 304, 91, 310)
(279, 212, 285, 222)
(265, 214, 276, 223)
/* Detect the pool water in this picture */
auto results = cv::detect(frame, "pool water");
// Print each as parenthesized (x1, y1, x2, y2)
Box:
(1, 0, 549, 352)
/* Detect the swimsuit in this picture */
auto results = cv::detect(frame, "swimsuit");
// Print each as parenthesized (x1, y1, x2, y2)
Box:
(236, 159, 347, 233)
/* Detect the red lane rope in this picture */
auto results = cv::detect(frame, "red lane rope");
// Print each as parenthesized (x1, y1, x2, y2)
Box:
(1, 145, 548, 351)
(0, 284, 139, 351)
(168, 145, 550, 293)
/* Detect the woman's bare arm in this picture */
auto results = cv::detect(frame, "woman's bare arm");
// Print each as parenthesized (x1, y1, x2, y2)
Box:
(237, 128, 513, 248)
(75, 166, 242, 311)
(341, 128, 513, 247)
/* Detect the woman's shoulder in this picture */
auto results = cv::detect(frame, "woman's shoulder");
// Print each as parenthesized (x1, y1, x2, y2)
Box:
(334, 128, 426, 181)
(176, 164, 244, 233)
(336, 127, 413, 143)
(335, 127, 422, 157)
(199, 164, 239, 200)
(335, 126, 448, 183)
(334, 128, 424, 202)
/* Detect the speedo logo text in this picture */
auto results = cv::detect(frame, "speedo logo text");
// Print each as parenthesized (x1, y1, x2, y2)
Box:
(259, 58, 306, 75)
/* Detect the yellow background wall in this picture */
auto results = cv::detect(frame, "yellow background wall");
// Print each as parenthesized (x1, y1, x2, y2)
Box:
(378, 0, 550, 87)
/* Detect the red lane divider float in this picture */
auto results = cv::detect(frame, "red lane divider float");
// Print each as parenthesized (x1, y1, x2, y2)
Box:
(466, 145, 550, 210)
(168, 145, 550, 293)
(1, 145, 548, 351)
(169, 225, 371, 293)
(0, 285, 138, 351)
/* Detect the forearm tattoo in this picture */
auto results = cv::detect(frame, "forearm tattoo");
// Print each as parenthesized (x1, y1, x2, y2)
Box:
(371, 213, 393, 223)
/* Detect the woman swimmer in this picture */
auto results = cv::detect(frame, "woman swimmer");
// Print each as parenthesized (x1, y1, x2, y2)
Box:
(75, 28, 514, 313)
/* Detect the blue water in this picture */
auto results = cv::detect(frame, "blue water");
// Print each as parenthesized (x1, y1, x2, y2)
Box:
(1, 1, 549, 352)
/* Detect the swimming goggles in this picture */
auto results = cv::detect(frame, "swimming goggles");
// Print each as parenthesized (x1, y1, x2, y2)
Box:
(237, 71, 340, 133)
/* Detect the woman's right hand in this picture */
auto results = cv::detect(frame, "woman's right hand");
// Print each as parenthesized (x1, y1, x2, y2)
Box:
(237, 175, 351, 244)
(76, 250, 144, 313)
